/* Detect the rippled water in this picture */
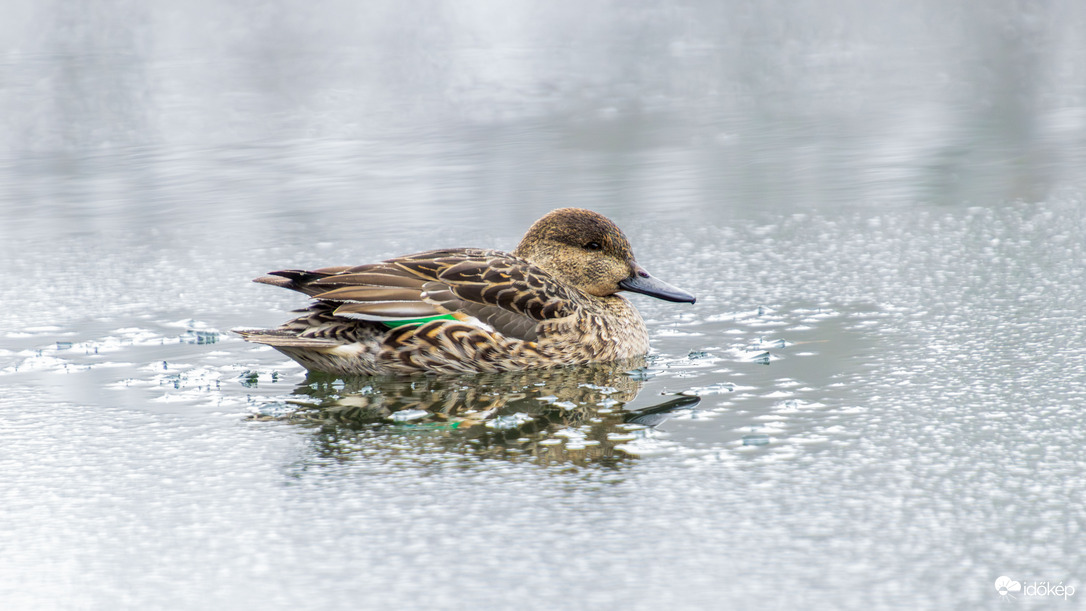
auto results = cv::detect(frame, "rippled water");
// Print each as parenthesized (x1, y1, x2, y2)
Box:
(3, 1, 1086, 609)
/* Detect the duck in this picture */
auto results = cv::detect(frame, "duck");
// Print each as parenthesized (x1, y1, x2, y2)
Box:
(237, 208, 695, 375)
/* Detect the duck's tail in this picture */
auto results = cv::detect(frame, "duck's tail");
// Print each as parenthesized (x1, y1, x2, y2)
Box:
(253, 267, 352, 296)
(234, 328, 339, 348)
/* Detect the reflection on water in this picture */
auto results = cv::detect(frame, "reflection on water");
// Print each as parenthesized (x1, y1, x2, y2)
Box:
(252, 361, 699, 467)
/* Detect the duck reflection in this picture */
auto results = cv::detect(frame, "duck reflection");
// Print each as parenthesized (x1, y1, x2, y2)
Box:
(258, 359, 699, 466)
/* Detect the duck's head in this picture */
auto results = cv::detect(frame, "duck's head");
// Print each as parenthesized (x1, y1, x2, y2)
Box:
(513, 208, 696, 303)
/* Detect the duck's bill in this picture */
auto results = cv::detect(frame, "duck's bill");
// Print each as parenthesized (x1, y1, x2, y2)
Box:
(619, 270, 696, 303)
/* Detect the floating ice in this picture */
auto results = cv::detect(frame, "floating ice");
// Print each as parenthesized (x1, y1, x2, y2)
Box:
(180, 330, 220, 344)
(485, 413, 534, 430)
(681, 382, 736, 396)
(749, 351, 772, 364)
(390, 409, 428, 422)
(742, 434, 770, 446)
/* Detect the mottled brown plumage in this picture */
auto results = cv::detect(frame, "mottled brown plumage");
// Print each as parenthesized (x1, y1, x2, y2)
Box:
(237, 208, 695, 375)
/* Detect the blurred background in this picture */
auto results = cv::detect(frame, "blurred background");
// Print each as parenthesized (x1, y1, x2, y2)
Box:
(1, 1, 1084, 609)
(3, 0, 1084, 238)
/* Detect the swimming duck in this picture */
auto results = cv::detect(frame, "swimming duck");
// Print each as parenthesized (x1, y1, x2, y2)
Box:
(238, 208, 695, 375)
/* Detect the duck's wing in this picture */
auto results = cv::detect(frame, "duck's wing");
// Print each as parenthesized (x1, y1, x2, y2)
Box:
(255, 249, 576, 342)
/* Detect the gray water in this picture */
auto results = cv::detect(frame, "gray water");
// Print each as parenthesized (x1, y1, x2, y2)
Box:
(2, 1, 1085, 609)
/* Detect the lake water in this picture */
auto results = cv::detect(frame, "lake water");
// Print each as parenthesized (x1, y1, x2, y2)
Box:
(2, 1, 1085, 609)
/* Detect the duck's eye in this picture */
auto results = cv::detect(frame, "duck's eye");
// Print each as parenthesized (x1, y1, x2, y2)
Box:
(584, 241, 602, 251)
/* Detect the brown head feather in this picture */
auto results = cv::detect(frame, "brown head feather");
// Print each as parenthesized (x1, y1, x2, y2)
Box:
(512, 208, 637, 297)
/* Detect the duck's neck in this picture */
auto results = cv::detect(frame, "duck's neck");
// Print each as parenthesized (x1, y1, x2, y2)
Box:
(591, 294, 650, 359)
